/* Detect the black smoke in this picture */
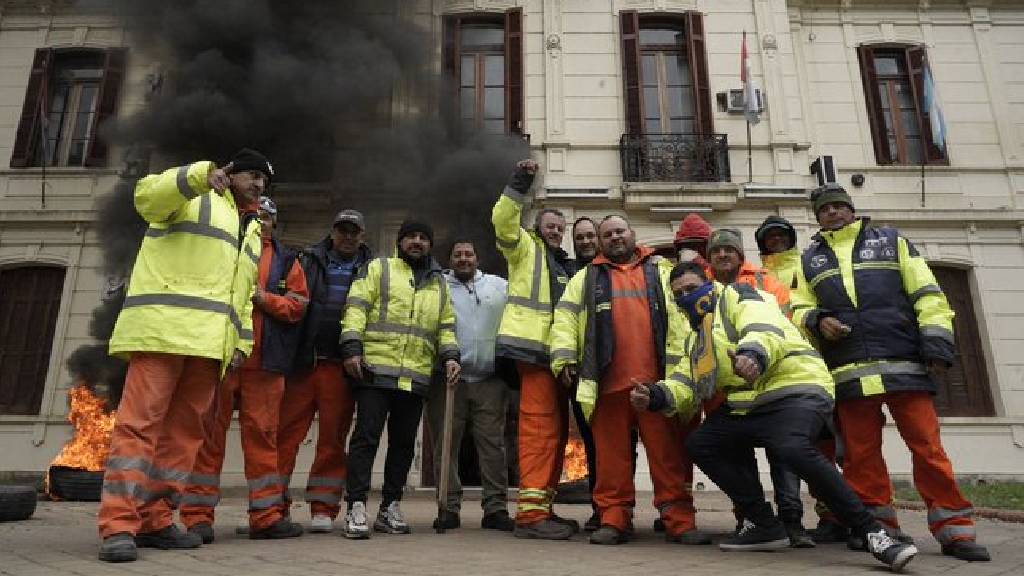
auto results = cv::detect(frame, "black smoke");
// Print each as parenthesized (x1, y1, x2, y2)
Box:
(67, 0, 526, 399)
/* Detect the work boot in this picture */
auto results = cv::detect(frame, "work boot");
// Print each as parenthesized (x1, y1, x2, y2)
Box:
(550, 513, 580, 534)
(98, 533, 137, 563)
(653, 517, 665, 532)
(432, 510, 461, 530)
(583, 511, 600, 532)
(513, 518, 574, 540)
(235, 519, 249, 535)
(848, 528, 914, 551)
(374, 501, 411, 534)
(309, 514, 334, 533)
(667, 528, 713, 545)
(135, 524, 202, 549)
(250, 518, 304, 540)
(719, 520, 789, 551)
(481, 510, 514, 532)
(187, 522, 215, 545)
(810, 518, 849, 543)
(942, 540, 991, 562)
(784, 522, 815, 548)
(343, 502, 370, 540)
(589, 525, 627, 545)
(866, 529, 918, 573)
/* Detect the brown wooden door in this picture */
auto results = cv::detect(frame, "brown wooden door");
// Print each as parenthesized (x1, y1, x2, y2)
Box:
(930, 266, 994, 416)
(0, 266, 65, 415)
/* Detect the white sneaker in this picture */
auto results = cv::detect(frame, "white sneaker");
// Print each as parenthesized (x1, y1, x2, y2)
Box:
(373, 501, 410, 534)
(310, 515, 334, 533)
(343, 502, 370, 540)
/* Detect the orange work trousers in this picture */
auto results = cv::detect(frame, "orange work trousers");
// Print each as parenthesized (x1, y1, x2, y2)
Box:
(180, 368, 285, 531)
(838, 391, 976, 544)
(277, 361, 354, 519)
(98, 352, 218, 538)
(515, 361, 569, 525)
(592, 390, 697, 535)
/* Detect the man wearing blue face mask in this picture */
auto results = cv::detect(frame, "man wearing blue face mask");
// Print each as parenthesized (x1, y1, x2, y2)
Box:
(630, 262, 918, 573)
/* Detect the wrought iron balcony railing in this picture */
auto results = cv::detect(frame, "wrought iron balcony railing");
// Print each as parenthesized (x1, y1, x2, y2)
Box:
(620, 133, 731, 183)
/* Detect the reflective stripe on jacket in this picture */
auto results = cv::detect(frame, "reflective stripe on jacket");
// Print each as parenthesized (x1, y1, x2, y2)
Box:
(492, 187, 567, 366)
(790, 218, 955, 401)
(109, 161, 261, 376)
(340, 257, 459, 397)
(655, 282, 834, 418)
(549, 253, 685, 421)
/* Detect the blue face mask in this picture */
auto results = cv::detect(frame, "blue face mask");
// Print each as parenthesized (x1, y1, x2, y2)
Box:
(675, 282, 716, 329)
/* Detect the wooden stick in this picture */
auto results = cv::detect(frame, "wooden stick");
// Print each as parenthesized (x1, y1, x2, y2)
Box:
(436, 381, 456, 534)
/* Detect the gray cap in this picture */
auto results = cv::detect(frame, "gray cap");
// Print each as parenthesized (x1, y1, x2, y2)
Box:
(333, 209, 365, 230)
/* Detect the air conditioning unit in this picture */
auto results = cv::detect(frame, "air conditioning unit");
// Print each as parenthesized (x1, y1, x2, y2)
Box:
(810, 155, 838, 186)
(725, 88, 764, 113)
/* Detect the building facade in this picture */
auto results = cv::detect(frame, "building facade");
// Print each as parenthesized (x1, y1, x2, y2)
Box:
(1, 0, 1023, 489)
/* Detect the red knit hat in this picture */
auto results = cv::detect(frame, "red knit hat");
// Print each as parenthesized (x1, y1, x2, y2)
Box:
(674, 213, 712, 247)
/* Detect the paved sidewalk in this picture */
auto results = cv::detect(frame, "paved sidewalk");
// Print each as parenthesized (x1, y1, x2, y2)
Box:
(1, 492, 1021, 576)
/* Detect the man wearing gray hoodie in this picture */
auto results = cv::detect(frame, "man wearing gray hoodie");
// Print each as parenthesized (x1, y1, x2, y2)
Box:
(428, 238, 513, 532)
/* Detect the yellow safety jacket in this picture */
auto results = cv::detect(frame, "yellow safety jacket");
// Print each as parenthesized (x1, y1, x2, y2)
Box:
(790, 218, 955, 401)
(492, 187, 570, 366)
(655, 282, 834, 418)
(341, 257, 458, 397)
(549, 255, 686, 421)
(762, 247, 800, 291)
(109, 161, 261, 376)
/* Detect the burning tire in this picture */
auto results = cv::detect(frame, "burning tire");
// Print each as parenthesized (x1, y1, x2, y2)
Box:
(48, 466, 104, 502)
(0, 485, 37, 522)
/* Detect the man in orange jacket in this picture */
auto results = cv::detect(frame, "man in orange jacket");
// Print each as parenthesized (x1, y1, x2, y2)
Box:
(180, 196, 308, 542)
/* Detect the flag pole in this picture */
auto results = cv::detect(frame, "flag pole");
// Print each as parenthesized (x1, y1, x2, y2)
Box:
(920, 154, 925, 207)
(747, 119, 753, 183)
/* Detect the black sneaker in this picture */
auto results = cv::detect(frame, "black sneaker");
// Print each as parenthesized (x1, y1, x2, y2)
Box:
(866, 529, 918, 573)
(135, 524, 202, 549)
(250, 518, 304, 540)
(513, 518, 574, 540)
(667, 528, 713, 545)
(849, 528, 914, 551)
(187, 522, 214, 545)
(811, 519, 849, 543)
(941, 540, 991, 562)
(719, 520, 789, 551)
(98, 533, 137, 562)
(432, 510, 461, 530)
(583, 511, 600, 532)
(550, 513, 580, 534)
(653, 517, 665, 532)
(784, 522, 815, 548)
(589, 525, 627, 545)
(481, 510, 514, 532)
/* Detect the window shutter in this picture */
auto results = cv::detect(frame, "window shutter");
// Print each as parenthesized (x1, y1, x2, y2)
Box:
(505, 7, 524, 135)
(10, 48, 53, 168)
(907, 46, 947, 165)
(857, 45, 891, 165)
(685, 12, 713, 134)
(83, 48, 126, 168)
(620, 10, 643, 136)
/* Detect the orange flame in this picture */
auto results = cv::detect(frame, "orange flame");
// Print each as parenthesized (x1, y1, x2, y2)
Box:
(50, 384, 116, 472)
(562, 438, 588, 482)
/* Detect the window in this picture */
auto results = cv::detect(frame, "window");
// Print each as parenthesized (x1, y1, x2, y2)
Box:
(620, 11, 712, 137)
(0, 266, 66, 415)
(858, 45, 947, 166)
(443, 9, 523, 136)
(930, 266, 994, 417)
(10, 48, 126, 169)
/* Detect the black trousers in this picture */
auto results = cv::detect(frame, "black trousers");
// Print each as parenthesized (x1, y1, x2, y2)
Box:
(345, 387, 424, 507)
(769, 460, 804, 525)
(687, 396, 878, 536)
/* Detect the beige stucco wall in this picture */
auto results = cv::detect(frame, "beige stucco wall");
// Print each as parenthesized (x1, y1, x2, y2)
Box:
(1, 1, 1022, 492)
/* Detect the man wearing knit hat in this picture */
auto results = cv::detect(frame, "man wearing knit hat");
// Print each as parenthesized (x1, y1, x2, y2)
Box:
(341, 220, 460, 539)
(791, 185, 989, 561)
(674, 213, 713, 270)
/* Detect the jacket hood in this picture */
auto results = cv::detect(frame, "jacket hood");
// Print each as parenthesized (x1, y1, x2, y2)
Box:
(444, 269, 484, 284)
(755, 216, 797, 255)
(674, 213, 712, 245)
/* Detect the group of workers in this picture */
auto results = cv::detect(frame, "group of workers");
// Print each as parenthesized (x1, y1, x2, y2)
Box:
(94, 151, 991, 573)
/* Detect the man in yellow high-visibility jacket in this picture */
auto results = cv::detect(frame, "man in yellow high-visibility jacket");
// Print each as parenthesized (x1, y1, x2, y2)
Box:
(99, 149, 272, 563)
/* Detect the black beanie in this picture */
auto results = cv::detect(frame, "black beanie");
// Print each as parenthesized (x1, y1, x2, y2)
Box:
(229, 148, 274, 182)
(397, 220, 434, 245)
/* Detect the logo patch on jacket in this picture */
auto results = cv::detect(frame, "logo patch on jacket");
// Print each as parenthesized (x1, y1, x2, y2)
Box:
(859, 248, 875, 260)
(810, 255, 829, 269)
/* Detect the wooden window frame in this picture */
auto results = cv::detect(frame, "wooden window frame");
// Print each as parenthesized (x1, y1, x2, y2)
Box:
(10, 47, 126, 169)
(858, 44, 948, 167)
(443, 9, 524, 136)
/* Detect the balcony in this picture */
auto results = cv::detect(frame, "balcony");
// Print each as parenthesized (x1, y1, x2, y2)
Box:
(619, 133, 731, 183)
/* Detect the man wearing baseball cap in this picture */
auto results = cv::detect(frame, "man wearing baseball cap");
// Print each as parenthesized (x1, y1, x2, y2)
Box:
(277, 208, 372, 533)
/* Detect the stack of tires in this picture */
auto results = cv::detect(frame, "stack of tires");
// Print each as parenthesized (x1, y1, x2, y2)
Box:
(0, 485, 37, 522)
